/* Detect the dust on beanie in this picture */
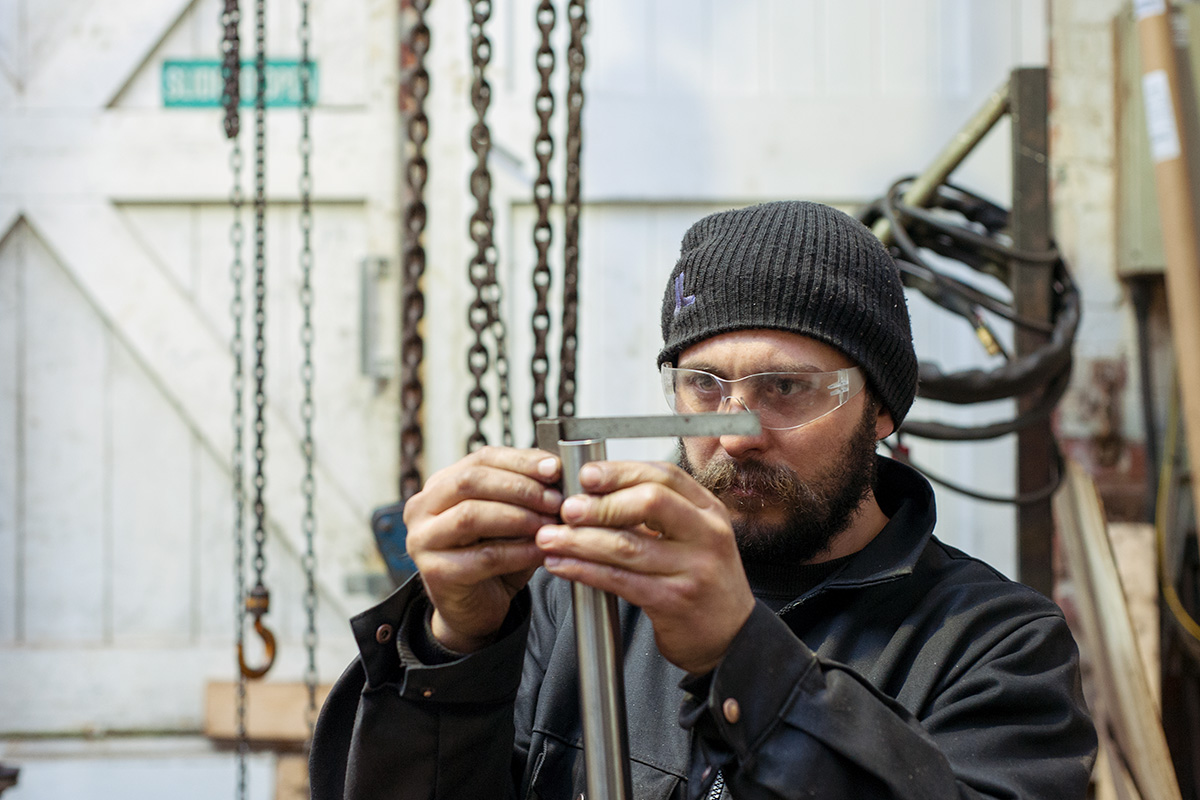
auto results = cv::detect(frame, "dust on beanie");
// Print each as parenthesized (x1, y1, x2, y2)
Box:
(657, 200, 919, 427)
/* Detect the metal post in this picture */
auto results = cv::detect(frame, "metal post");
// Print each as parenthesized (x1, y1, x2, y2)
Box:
(536, 413, 760, 799)
(560, 438, 633, 800)
(1010, 67, 1055, 597)
(872, 81, 1011, 247)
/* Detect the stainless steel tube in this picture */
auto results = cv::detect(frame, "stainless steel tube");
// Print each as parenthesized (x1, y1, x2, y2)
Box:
(559, 438, 633, 800)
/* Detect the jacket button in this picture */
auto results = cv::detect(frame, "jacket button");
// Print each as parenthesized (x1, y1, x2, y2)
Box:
(722, 697, 740, 724)
(422, 687, 434, 698)
(375, 624, 394, 643)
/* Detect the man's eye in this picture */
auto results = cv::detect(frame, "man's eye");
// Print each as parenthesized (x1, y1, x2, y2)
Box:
(685, 372, 720, 392)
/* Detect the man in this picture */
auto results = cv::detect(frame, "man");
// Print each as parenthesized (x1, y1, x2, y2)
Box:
(311, 201, 1097, 799)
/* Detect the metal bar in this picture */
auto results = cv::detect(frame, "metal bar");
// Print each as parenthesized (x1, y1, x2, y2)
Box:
(560, 438, 632, 800)
(873, 81, 1011, 246)
(535, 411, 760, 798)
(1010, 67, 1055, 597)
(542, 412, 761, 443)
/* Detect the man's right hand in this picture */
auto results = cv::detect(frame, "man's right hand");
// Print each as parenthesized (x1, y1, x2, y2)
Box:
(402, 446, 563, 653)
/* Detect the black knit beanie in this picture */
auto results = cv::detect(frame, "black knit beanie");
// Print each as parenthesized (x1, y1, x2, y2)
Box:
(657, 201, 918, 427)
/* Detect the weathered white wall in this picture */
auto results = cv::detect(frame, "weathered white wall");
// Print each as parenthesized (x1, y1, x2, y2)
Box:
(0, 0, 399, 736)
(0, 0, 1063, 746)
(422, 0, 1049, 578)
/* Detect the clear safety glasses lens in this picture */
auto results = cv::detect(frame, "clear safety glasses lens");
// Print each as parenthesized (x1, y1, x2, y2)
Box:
(661, 366, 865, 431)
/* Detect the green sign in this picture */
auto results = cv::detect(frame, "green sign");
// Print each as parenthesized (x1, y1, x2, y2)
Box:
(162, 59, 319, 108)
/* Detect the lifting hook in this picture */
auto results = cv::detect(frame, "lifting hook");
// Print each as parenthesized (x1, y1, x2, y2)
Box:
(237, 585, 277, 679)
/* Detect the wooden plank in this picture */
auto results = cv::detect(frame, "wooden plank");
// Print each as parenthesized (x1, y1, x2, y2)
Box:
(23, 200, 363, 621)
(0, 218, 21, 644)
(764, 0, 819, 96)
(880, 0, 936, 97)
(1052, 459, 1181, 800)
(24, 0, 193, 108)
(276, 753, 311, 800)
(0, 111, 372, 203)
(0, 641, 351, 735)
(0, 203, 19, 245)
(710, 0, 760, 95)
(21, 223, 108, 643)
(195, 437, 236, 643)
(109, 337, 194, 643)
(205, 681, 333, 743)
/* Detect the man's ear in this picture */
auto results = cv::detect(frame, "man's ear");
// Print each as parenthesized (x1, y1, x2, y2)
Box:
(875, 407, 895, 440)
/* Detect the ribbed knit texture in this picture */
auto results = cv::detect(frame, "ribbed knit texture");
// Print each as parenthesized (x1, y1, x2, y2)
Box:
(657, 201, 919, 426)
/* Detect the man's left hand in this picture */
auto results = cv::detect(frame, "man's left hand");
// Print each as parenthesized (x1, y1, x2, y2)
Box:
(535, 460, 755, 675)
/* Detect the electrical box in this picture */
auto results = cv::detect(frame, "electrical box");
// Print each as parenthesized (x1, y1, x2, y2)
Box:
(1115, 5, 1200, 276)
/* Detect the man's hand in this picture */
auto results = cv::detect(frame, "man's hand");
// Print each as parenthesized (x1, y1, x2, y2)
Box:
(535, 460, 755, 675)
(403, 447, 563, 653)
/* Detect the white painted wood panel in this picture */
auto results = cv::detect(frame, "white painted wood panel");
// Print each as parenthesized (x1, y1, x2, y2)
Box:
(0, 643, 353, 733)
(711, 0, 762, 96)
(194, 434, 236, 643)
(764, 0, 821, 97)
(21, 222, 109, 644)
(0, 0, 397, 735)
(25, 0, 194, 109)
(0, 220, 20, 645)
(110, 339, 194, 644)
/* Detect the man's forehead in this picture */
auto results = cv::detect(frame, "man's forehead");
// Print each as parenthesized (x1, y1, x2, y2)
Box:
(676, 329, 856, 371)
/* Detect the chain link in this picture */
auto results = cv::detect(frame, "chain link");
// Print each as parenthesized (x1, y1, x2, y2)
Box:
(238, 0, 274, 681)
(558, 0, 587, 418)
(298, 0, 319, 739)
(465, 0, 513, 451)
(529, 0, 556, 427)
(400, 0, 432, 500)
(222, 1, 248, 797)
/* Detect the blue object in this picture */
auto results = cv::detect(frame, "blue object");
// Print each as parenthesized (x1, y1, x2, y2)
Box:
(371, 501, 417, 586)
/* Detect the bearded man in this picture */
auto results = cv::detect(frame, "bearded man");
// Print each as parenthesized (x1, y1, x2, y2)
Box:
(310, 201, 1097, 800)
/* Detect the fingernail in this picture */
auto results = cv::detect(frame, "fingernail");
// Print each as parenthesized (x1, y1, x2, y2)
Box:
(537, 457, 559, 478)
(560, 496, 586, 520)
(542, 488, 563, 507)
(536, 526, 561, 545)
(579, 463, 601, 484)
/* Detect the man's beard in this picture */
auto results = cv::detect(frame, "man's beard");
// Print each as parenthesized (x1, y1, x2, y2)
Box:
(679, 403, 881, 563)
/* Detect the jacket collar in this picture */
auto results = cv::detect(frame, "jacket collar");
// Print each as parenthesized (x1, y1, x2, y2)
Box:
(820, 455, 937, 590)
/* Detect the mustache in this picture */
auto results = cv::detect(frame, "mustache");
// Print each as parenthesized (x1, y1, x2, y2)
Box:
(691, 458, 808, 505)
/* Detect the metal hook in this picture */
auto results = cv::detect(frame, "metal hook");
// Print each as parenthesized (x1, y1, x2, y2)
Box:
(237, 586, 276, 679)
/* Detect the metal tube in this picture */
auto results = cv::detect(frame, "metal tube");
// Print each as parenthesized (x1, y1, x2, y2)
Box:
(872, 80, 1011, 246)
(560, 438, 633, 800)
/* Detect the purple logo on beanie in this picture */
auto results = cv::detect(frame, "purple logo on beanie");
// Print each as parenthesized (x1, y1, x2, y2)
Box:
(674, 272, 696, 316)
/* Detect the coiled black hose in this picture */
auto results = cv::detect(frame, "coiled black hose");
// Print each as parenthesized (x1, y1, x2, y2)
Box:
(858, 178, 1079, 503)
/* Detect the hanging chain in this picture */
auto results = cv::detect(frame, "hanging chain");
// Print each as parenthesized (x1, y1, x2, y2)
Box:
(221, 2, 248, 797)
(234, 0, 277, 683)
(297, 0, 319, 737)
(558, 0, 587, 418)
(529, 0, 556, 427)
(221, 1, 242, 139)
(250, 0, 269, 610)
(465, 0, 513, 451)
(399, 0, 432, 500)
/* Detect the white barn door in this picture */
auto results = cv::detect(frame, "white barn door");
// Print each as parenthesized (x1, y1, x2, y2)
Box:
(0, 0, 398, 733)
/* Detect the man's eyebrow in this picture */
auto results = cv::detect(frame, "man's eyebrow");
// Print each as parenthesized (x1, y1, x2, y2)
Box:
(676, 360, 828, 376)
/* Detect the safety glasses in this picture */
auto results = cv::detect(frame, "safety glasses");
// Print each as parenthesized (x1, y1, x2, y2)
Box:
(660, 365, 865, 431)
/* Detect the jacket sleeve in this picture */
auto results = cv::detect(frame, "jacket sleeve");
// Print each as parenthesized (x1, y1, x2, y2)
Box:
(309, 575, 532, 800)
(679, 601, 1096, 800)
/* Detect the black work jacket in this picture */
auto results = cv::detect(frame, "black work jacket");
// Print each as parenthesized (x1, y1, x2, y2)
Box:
(310, 457, 1096, 799)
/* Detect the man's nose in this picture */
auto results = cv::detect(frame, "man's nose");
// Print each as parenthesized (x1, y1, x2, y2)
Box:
(718, 395, 753, 415)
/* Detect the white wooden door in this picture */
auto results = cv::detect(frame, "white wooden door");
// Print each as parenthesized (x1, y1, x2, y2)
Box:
(0, 0, 399, 733)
